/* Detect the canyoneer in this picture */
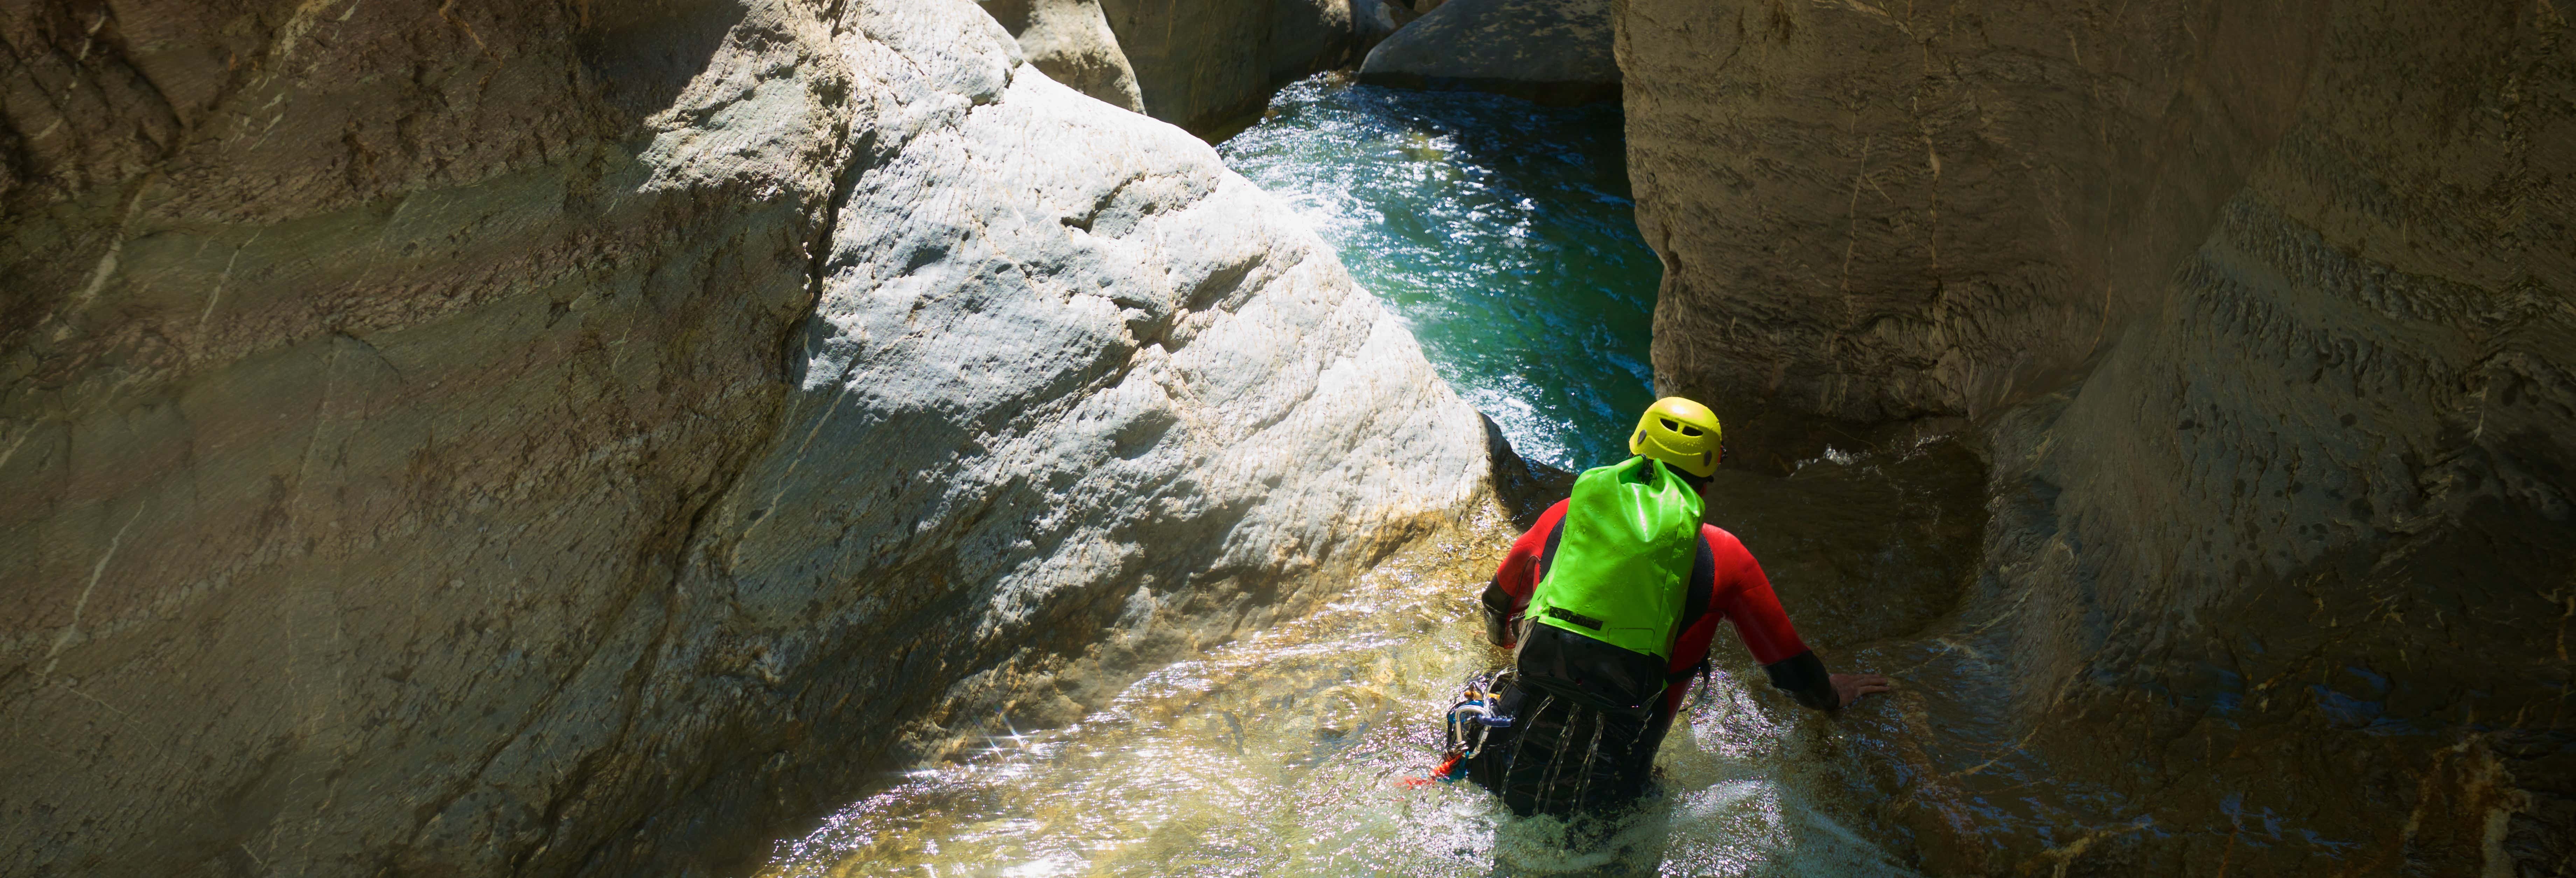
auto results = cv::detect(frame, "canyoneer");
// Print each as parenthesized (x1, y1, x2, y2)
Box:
(1436, 396, 1892, 816)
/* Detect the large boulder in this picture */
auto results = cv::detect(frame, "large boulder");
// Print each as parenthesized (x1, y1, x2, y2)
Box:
(1350, 0, 1409, 50)
(979, 0, 1148, 112)
(1097, 0, 1363, 138)
(987, 0, 1373, 133)
(1268, 0, 1360, 84)
(1623, 0, 2575, 871)
(0, 0, 1484, 875)
(1358, 0, 1617, 103)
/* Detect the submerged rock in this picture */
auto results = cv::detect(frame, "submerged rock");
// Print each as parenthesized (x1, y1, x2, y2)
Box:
(1623, 0, 2575, 871)
(0, 0, 1482, 876)
(1359, 0, 1618, 104)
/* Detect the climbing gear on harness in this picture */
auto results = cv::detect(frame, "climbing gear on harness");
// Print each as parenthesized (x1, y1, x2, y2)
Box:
(1629, 396, 1724, 477)
(1443, 668, 1515, 760)
(1417, 667, 1518, 787)
(1473, 682, 1669, 817)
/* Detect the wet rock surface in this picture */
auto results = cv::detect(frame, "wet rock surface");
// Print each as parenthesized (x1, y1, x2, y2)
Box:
(1624, 0, 2575, 872)
(0, 1, 1480, 875)
(1358, 0, 1618, 104)
(1482, 413, 1574, 530)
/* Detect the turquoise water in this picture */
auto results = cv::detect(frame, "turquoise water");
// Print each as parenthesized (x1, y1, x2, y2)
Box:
(1217, 76, 1660, 471)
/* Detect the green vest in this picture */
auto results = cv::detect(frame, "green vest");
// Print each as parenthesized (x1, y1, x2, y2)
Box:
(1524, 456, 1705, 659)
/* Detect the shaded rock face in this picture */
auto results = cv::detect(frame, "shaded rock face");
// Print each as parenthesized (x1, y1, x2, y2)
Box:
(1350, 0, 1410, 46)
(983, 0, 1369, 139)
(979, 0, 1149, 113)
(1098, 0, 1361, 137)
(1624, 0, 2573, 872)
(0, 1, 1482, 876)
(1625, 0, 2332, 458)
(1359, 0, 1617, 104)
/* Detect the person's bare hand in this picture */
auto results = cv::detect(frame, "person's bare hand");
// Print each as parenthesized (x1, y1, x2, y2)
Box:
(1831, 673, 1893, 708)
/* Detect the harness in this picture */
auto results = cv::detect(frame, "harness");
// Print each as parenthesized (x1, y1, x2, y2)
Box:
(1426, 462, 1723, 795)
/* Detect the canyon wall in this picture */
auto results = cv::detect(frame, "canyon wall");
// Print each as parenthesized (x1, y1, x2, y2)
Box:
(0, 1, 1483, 876)
(1623, 0, 2572, 872)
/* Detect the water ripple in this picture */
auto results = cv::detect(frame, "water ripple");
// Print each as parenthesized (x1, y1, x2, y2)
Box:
(1218, 76, 1659, 471)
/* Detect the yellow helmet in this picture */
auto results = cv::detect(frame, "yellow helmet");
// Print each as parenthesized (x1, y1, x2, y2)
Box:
(1628, 396, 1724, 477)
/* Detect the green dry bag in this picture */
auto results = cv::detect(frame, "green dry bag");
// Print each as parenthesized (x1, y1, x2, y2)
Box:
(1524, 456, 1706, 659)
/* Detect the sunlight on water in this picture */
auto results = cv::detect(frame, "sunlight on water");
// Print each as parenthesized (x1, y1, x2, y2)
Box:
(758, 523, 1923, 877)
(1218, 76, 1658, 472)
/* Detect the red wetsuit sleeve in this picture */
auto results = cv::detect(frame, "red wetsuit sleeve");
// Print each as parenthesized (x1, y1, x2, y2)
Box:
(1706, 526, 1808, 665)
(1660, 535, 1723, 714)
(1481, 499, 1569, 647)
(1662, 525, 1815, 716)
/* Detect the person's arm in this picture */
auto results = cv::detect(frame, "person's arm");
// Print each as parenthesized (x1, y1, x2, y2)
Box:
(1659, 553, 1725, 716)
(1479, 500, 1568, 647)
(1708, 528, 1891, 710)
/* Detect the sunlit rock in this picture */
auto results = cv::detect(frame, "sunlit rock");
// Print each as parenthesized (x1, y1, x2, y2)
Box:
(980, 0, 1149, 112)
(0, 0, 1482, 875)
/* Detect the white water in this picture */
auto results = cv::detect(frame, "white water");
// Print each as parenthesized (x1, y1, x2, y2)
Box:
(759, 517, 1918, 877)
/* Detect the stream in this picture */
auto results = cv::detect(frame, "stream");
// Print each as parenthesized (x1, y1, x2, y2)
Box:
(1219, 76, 1659, 470)
(755, 76, 1996, 878)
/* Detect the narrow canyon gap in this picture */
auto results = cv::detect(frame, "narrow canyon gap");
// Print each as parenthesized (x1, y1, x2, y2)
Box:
(2, 0, 2570, 875)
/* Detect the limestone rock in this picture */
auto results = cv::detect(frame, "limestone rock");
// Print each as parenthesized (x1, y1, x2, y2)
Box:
(980, 0, 1374, 140)
(1267, 0, 1359, 85)
(1360, 0, 1617, 103)
(0, 0, 1483, 876)
(1623, 0, 2574, 870)
(1351, 0, 1409, 45)
(980, 0, 1149, 113)
(1098, 0, 1363, 137)
(1623, 0, 2325, 452)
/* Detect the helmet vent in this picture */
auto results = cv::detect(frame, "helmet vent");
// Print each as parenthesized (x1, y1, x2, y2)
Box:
(1679, 424, 1702, 436)
(1659, 418, 1680, 432)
